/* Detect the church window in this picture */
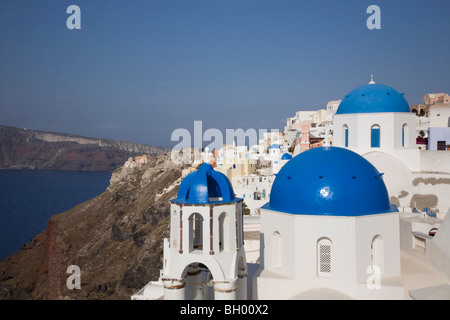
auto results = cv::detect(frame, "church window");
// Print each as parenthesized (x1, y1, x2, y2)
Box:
(402, 124, 409, 147)
(188, 213, 204, 252)
(343, 125, 349, 147)
(317, 238, 332, 277)
(371, 125, 380, 148)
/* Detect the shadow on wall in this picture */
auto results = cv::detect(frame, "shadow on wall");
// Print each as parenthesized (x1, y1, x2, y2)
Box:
(409, 194, 439, 212)
(248, 232, 264, 300)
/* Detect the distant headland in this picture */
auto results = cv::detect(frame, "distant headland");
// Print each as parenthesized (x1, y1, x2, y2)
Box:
(0, 125, 170, 171)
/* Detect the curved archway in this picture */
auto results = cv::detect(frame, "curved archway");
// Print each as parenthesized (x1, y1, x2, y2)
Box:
(179, 263, 216, 300)
(173, 257, 226, 284)
(188, 212, 204, 252)
(363, 151, 412, 204)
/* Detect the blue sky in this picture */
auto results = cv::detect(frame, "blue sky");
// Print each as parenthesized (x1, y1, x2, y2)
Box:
(0, 0, 449, 147)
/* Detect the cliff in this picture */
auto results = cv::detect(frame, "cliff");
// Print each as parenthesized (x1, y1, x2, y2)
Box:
(0, 153, 194, 300)
(0, 125, 170, 171)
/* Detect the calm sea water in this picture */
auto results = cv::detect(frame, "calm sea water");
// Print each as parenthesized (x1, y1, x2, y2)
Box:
(0, 170, 112, 261)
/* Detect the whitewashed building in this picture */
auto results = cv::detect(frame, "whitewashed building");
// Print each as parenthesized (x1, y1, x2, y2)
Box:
(332, 77, 450, 216)
(233, 174, 275, 216)
(132, 163, 247, 300)
(332, 76, 420, 171)
(253, 146, 404, 300)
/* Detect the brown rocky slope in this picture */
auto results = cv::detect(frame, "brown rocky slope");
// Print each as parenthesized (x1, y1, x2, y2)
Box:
(0, 153, 192, 300)
(0, 125, 169, 171)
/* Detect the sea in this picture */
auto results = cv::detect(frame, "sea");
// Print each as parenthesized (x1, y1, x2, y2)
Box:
(0, 170, 112, 261)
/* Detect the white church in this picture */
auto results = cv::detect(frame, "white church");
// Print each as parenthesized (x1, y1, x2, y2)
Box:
(332, 75, 420, 171)
(131, 78, 450, 300)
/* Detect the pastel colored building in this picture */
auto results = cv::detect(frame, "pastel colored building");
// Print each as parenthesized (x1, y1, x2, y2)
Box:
(428, 104, 450, 151)
(423, 93, 450, 105)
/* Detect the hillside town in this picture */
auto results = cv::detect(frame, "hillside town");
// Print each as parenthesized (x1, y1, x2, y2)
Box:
(130, 77, 450, 301)
(167, 85, 450, 218)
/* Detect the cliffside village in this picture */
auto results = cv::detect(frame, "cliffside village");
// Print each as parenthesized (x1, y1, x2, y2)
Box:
(130, 80, 450, 300)
(126, 90, 450, 218)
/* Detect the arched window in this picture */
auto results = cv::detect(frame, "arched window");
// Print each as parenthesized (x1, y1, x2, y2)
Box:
(402, 124, 409, 147)
(371, 235, 384, 274)
(371, 124, 380, 148)
(188, 213, 203, 252)
(218, 212, 229, 252)
(317, 238, 332, 277)
(272, 231, 282, 269)
(343, 125, 349, 147)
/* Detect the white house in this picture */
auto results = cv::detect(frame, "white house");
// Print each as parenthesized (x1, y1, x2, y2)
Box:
(428, 104, 450, 151)
(232, 174, 275, 215)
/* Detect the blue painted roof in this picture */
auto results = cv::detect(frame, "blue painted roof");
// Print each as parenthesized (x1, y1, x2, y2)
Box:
(336, 83, 410, 115)
(270, 144, 280, 149)
(173, 163, 238, 204)
(265, 146, 396, 216)
(281, 153, 293, 160)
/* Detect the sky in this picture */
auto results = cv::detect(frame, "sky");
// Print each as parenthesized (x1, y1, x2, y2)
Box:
(0, 0, 449, 148)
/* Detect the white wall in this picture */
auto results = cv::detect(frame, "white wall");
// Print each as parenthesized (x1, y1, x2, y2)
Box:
(254, 209, 403, 300)
(333, 112, 421, 171)
(333, 113, 416, 151)
(429, 106, 450, 127)
(364, 152, 450, 216)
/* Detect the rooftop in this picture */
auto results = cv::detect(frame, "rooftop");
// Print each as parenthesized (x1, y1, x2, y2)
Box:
(336, 82, 410, 115)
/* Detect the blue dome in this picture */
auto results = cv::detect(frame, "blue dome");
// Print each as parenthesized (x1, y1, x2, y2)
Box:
(173, 163, 238, 204)
(270, 144, 280, 149)
(281, 153, 292, 160)
(265, 147, 395, 216)
(336, 83, 410, 114)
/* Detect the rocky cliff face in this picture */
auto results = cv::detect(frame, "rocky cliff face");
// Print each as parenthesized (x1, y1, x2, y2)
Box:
(0, 125, 170, 171)
(0, 153, 194, 300)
